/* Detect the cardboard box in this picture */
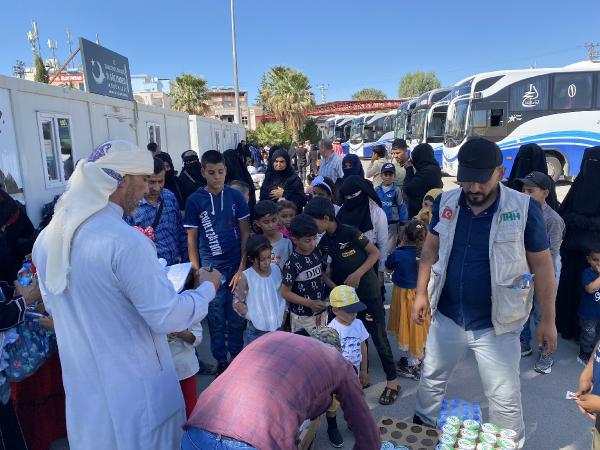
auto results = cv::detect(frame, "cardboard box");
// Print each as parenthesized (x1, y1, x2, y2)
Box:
(298, 417, 321, 450)
(378, 417, 440, 450)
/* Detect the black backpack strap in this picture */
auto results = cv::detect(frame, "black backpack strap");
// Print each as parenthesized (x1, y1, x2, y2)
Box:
(151, 198, 164, 230)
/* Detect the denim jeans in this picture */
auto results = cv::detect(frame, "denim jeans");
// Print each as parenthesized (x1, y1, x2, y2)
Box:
(244, 321, 280, 345)
(520, 297, 541, 344)
(207, 269, 246, 363)
(416, 312, 524, 441)
(181, 428, 256, 450)
(521, 258, 561, 345)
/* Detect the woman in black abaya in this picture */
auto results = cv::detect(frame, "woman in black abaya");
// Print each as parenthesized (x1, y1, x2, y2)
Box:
(259, 149, 306, 212)
(403, 143, 443, 218)
(556, 146, 600, 339)
(223, 149, 257, 211)
(506, 143, 559, 210)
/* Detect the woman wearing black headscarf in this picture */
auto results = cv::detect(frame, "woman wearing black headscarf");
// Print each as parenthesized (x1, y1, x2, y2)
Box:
(556, 146, 600, 340)
(334, 154, 365, 203)
(403, 143, 443, 218)
(338, 175, 388, 275)
(155, 152, 186, 211)
(506, 143, 559, 210)
(178, 150, 206, 203)
(223, 149, 257, 211)
(259, 148, 306, 212)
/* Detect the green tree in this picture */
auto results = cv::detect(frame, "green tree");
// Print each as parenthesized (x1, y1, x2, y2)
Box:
(351, 88, 387, 101)
(247, 121, 292, 148)
(34, 55, 49, 83)
(169, 73, 209, 115)
(299, 119, 320, 144)
(398, 71, 441, 98)
(259, 66, 315, 141)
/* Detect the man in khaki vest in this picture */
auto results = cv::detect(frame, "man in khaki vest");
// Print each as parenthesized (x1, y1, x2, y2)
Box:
(412, 138, 557, 445)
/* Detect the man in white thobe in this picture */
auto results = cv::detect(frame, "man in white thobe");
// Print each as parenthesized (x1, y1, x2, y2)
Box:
(33, 141, 221, 450)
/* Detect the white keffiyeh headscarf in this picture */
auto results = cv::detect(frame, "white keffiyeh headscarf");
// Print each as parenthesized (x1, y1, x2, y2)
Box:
(40, 140, 154, 294)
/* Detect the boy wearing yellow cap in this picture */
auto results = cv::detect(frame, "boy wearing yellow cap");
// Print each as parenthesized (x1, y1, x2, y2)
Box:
(325, 285, 370, 447)
(328, 285, 369, 384)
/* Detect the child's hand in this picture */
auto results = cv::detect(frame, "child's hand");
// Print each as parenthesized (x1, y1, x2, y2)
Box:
(576, 378, 593, 397)
(310, 300, 327, 313)
(577, 394, 600, 416)
(344, 272, 361, 289)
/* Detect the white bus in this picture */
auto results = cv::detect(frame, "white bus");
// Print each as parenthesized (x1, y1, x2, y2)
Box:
(343, 112, 396, 158)
(443, 61, 600, 179)
(322, 115, 354, 142)
(407, 88, 451, 165)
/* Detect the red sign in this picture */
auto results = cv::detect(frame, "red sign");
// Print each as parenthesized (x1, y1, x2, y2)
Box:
(50, 73, 84, 84)
(442, 208, 453, 220)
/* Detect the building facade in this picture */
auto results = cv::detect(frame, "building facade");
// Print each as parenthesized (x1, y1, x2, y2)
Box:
(206, 87, 262, 130)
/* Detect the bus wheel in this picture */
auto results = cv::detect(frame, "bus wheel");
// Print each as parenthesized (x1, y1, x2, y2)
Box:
(546, 156, 562, 182)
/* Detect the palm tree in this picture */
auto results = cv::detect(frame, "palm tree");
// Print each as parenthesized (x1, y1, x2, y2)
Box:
(259, 66, 315, 141)
(169, 73, 209, 115)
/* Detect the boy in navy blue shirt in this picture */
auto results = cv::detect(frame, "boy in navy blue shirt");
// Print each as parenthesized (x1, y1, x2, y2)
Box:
(578, 245, 600, 366)
(184, 150, 251, 375)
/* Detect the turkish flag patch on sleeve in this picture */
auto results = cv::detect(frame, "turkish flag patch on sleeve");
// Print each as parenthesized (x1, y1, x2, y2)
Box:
(442, 208, 453, 220)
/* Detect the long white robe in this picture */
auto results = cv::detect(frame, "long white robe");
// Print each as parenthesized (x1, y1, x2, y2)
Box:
(33, 203, 215, 450)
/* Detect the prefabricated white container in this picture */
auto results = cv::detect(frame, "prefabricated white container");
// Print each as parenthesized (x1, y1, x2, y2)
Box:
(0, 74, 190, 226)
(188, 115, 245, 157)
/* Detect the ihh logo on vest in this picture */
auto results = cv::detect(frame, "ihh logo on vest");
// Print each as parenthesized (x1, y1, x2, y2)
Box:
(501, 211, 521, 222)
(79, 38, 133, 101)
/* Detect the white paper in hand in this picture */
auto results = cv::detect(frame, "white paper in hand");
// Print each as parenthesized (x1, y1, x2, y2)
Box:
(166, 262, 192, 293)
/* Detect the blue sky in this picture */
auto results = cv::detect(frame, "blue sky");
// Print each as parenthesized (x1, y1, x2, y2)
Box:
(1, 0, 599, 104)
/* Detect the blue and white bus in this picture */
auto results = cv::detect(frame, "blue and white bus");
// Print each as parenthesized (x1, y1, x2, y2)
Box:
(361, 111, 397, 158)
(344, 112, 395, 157)
(323, 115, 354, 143)
(407, 88, 451, 165)
(394, 98, 418, 141)
(443, 61, 600, 180)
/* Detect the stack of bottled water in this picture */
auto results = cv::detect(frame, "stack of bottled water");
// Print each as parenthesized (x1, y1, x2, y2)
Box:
(437, 399, 482, 429)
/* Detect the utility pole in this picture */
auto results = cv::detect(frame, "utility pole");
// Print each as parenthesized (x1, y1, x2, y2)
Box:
(230, 0, 242, 125)
(585, 42, 600, 62)
(317, 84, 329, 104)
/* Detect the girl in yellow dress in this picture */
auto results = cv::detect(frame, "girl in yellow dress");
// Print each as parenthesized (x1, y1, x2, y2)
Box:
(385, 218, 428, 380)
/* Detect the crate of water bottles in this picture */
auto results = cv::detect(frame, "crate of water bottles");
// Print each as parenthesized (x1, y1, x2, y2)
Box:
(437, 399, 482, 429)
(436, 417, 518, 449)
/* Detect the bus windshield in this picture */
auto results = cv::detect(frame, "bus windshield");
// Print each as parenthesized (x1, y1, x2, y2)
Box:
(395, 110, 408, 139)
(350, 117, 365, 143)
(427, 108, 447, 143)
(323, 121, 335, 141)
(444, 99, 469, 148)
(411, 109, 428, 142)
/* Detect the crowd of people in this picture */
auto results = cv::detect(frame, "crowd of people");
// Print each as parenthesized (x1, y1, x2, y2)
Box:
(0, 134, 600, 450)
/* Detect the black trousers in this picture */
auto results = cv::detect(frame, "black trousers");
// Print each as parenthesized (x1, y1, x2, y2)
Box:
(358, 297, 397, 381)
(0, 399, 28, 450)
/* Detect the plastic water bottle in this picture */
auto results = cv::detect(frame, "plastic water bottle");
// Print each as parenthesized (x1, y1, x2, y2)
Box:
(17, 263, 34, 286)
(511, 274, 534, 290)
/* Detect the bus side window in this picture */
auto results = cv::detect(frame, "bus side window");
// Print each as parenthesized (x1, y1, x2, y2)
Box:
(471, 110, 487, 128)
(491, 109, 503, 127)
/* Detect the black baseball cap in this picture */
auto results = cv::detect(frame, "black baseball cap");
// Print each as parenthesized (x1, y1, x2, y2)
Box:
(517, 171, 552, 191)
(381, 162, 396, 174)
(391, 138, 408, 149)
(457, 138, 503, 183)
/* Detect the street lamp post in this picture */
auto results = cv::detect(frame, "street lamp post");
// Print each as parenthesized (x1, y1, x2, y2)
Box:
(230, 0, 242, 125)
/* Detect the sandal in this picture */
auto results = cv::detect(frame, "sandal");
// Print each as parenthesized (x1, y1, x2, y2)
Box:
(362, 382, 372, 389)
(378, 386, 400, 405)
